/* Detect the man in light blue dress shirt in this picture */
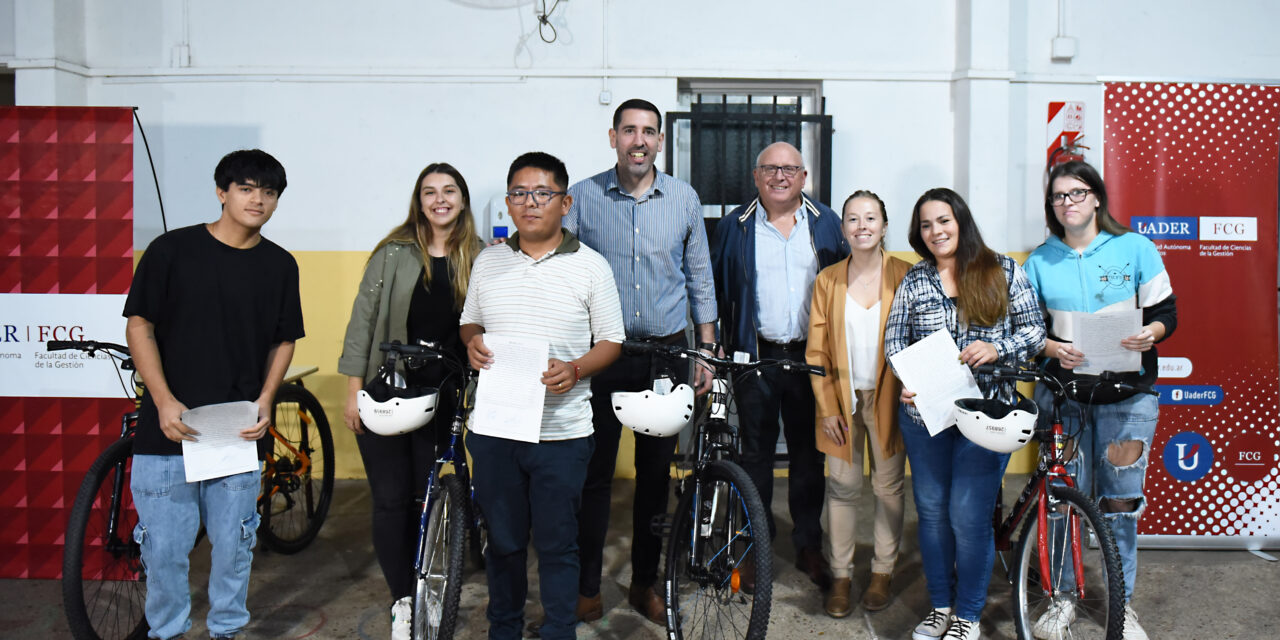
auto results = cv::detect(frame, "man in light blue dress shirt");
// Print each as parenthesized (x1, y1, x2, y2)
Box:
(563, 98, 718, 626)
(710, 141, 849, 593)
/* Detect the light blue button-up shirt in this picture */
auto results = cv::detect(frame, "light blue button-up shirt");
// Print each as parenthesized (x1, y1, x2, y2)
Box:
(753, 205, 817, 342)
(565, 167, 718, 338)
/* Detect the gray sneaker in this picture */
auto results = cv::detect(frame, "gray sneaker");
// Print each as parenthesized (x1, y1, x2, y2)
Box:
(1122, 604, 1150, 640)
(912, 607, 952, 640)
(1031, 597, 1076, 640)
(943, 616, 980, 640)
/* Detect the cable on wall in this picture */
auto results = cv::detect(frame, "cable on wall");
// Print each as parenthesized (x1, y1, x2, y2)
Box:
(131, 107, 168, 233)
(537, 0, 562, 43)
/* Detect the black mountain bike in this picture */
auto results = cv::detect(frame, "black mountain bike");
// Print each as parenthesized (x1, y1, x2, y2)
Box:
(55, 339, 334, 640)
(620, 340, 825, 640)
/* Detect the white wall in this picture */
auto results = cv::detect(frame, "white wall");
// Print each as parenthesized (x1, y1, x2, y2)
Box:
(5, 0, 1280, 253)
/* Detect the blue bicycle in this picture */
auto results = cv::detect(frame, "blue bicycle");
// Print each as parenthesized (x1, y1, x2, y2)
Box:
(367, 341, 484, 640)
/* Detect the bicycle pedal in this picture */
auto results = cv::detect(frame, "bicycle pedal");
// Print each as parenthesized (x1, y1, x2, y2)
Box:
(650, 513, 673, 538)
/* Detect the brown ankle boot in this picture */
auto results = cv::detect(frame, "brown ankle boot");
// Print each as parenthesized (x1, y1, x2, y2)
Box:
(824, 577, 852, 618)
(861, 572, 892, 611)
(577, 593, 603, 622)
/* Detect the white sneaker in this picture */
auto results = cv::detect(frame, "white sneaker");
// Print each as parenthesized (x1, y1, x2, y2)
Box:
(1122, 604, 1150, 640)
(912, 607, 952, 640)
(942, 615, 980, 640)
(391, 596, 412, 640)
(1031, 597, 1077, 640)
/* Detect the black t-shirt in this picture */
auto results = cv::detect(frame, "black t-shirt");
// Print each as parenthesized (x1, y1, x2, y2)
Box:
(123, 224, 305, 456)
(405, 257, 464, 388)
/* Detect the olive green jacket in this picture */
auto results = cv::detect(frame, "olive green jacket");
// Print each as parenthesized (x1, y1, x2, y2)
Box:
(337, 240, 424, 383)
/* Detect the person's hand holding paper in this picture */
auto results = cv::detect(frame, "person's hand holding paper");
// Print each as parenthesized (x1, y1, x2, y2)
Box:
(888, 329, 983, 436)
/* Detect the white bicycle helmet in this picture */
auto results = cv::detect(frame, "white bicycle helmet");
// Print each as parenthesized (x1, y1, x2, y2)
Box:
(357, 374, 440, 436)
(611, 384, 696, 437)
(954, 393, 1038, 453)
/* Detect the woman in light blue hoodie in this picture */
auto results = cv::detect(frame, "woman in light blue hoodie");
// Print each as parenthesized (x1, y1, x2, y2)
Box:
(1022, 160, 1178, 640)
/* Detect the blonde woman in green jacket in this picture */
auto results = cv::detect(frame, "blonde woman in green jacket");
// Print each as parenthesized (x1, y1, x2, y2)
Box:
(337, 162, 483, 639)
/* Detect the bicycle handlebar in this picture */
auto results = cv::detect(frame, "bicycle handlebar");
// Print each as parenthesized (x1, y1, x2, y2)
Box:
(378, 341, 439, 357)
(377, 340, 471, 374)
(621, 340, 825, 377)
(974, 362, 1158, 397)
(47, 340, 131, 357)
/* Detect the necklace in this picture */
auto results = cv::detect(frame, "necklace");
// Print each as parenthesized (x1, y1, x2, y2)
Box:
(852, 266, 881, 288)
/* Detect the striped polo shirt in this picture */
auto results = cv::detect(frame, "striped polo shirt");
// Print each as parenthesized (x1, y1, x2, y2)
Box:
(459, 230, 625, 440)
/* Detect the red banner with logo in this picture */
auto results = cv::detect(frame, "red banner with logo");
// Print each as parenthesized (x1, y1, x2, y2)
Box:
(0, 106, 136, 577)
(1104, 83, 1280, 545)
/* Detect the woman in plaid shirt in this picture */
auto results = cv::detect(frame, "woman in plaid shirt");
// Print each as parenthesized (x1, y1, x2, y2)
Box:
(884, 188, 1045, 640)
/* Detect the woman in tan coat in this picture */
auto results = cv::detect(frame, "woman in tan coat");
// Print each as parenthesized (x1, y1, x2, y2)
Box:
(806, 190, 911, 617)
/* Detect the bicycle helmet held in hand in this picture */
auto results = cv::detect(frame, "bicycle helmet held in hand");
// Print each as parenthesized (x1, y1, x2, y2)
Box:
(611, 383, 696, 437)
(357, 373, 439, 436)
(954, 392, 1038, 453)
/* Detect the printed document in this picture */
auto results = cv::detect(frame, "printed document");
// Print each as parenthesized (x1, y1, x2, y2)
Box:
(470, 333, 548, 443)
(180, 401, 260, 482)
(1072, 309, 1142, 375)
(888, 329, 982, 436)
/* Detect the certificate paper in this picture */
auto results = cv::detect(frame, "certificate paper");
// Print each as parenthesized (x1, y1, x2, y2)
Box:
(180, 401, 260, 482)
(1072, 309, 1142, 375)
(470, 333, 549, 443)
(888, 329, 983, 436)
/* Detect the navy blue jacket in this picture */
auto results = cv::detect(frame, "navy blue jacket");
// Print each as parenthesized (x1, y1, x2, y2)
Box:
(710, 193, 849, 359)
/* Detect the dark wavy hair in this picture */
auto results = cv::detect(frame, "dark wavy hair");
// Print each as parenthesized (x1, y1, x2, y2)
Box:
(1044, 160, 1130, 238)
(214, 149, 286, 194)
(908, 188, 1007, 326)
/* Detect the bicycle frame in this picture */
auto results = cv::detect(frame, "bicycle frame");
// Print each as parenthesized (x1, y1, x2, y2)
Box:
(103, 411, 141, 566)
(680, 377, 747, 577)
(994, 401, 1086, 600)
(413, 369, 480, 578)
(262, 420, 313, 502)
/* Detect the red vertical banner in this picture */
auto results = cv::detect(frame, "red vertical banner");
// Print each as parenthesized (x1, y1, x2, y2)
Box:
(1104, 83, 1280, 544)
(0, 107, 136, 577)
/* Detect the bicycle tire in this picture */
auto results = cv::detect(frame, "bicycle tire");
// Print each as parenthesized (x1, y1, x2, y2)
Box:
(665, 459, 772, 640)
(259, 383, 335, 554)
(412, 473, 468, 640)
(1012, 484, 1124, 640)
(62, 436, 149, 640)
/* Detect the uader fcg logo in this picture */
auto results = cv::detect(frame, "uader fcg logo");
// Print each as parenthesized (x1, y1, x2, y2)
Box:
(1162, 431, 1214, 482)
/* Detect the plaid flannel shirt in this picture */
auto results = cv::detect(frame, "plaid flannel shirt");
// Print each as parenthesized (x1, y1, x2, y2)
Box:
(885, 254, 1046, 424)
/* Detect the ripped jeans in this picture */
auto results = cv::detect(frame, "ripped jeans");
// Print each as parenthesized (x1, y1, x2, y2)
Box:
(132, 454, 261, 640)
(1033, 387, 1159, 601)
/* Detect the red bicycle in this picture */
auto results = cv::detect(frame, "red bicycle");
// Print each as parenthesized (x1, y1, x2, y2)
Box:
(972, 362, 1155, 640)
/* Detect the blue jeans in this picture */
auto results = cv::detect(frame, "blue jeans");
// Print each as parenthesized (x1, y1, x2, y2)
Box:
(1033, 387, 1158, 601)
(468, 433, 593, 640)
(899, 405, 1010, 622)
(131, 454, 261, 640)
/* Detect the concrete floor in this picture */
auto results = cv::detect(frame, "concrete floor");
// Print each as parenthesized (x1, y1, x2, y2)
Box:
(4, 476, 1279, 639)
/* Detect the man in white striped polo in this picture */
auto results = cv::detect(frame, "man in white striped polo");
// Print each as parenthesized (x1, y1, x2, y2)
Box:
(461, 151, 625, 640)
(564, 98, 718, 626)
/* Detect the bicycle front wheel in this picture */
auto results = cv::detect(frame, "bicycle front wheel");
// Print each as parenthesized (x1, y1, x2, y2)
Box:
(413, 473, 468, 640)
(62, 436, 148, 640)
(1012, 484, 1124, 640)
(665, 459, 772, 640)
(260, 383, 335, 553)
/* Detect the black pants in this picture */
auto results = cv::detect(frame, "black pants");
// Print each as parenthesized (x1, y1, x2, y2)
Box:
(355, 379, 456, 601)
(737, 339, 825, 553)
(577, 335, 686, 595)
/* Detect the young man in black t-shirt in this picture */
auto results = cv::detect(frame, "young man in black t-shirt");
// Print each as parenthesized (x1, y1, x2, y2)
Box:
(123, 149, 304, 640)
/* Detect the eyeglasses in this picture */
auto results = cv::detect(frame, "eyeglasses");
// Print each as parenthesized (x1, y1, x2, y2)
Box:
(506, 189, 566, 205)
(756, 164, 804, 178)
(1049, 188, 1092, 206)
